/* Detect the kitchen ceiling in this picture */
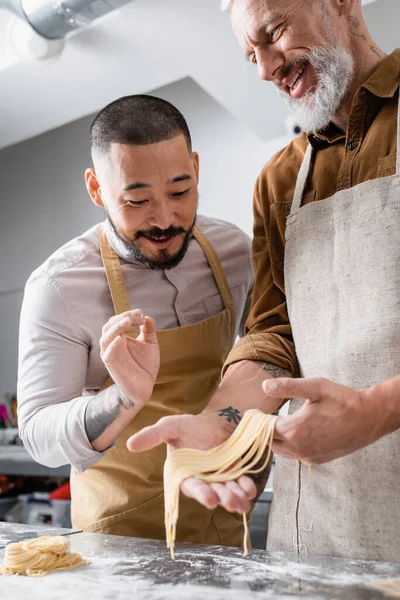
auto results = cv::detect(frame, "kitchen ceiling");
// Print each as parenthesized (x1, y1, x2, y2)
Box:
(0, 0, 398, 151)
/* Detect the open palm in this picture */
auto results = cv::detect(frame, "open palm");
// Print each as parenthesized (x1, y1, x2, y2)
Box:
(127, 411, 257, 513)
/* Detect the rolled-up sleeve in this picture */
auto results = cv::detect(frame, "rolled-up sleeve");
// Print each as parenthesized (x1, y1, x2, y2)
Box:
(17, 274, 109, 473)
(224, 172, 299, 376)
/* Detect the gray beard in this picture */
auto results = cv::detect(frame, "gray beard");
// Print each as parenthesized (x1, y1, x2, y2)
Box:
(280, 45, 354, 133)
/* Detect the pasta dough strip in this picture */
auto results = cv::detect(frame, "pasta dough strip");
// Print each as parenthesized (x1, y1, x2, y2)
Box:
(0, 536, 90, 577)
(164, 409, 278, 559)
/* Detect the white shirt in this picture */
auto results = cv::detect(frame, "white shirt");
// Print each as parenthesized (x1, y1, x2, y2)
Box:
(17, 215, 254, 473)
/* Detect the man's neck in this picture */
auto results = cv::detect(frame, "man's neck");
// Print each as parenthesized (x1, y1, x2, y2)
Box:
(331, 43, 386, 132)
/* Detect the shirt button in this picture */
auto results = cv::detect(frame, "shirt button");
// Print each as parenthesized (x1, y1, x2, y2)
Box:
(347, 140, 358, 151)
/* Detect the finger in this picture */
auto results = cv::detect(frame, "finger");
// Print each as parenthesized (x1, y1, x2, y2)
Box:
(138, 316, 158, 344)
(271, 416, 288, 441)
(100, 314, 145, 353)
(102, 309, 144, 335)
(271, 439, 298, 460)
(101, 334, 125, 364)
(102, 310, 142, 335)
(210, 482, 250, 514)
(225, 481, 253, 509)
(126, 416, 178, 452)
(237, 475, 257, 501)
(181, 478, 219, 509)
(262, 377, 332, 404)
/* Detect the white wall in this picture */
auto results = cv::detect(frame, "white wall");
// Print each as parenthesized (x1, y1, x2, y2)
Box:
(0, 76, 290, 401)
(1, 0, 398, 151)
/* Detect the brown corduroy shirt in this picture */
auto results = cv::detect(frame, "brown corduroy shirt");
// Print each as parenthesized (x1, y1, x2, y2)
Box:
(224, 49, 400, 377)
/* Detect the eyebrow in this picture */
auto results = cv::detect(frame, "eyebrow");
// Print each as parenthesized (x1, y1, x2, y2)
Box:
(122, 174, 192, 192)
(123, 182, 149, 191)
(168, 174, 192, 184)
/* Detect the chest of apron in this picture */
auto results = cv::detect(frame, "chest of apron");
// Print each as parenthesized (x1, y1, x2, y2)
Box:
(70, 226, 245, 546)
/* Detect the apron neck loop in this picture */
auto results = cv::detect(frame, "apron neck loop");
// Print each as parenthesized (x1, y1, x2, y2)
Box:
(99, 223, 236, 340)
(292, 143, 313, 211)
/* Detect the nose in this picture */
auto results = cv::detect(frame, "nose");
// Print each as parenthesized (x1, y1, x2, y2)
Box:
(255, 47, 284, 83)
(147, 201, 174, 231)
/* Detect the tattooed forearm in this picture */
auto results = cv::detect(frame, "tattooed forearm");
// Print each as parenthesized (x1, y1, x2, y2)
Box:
(254, 361, 291, 379)
(84, 384, 134, 443)
(347, 16, 367, 41)
(117, 388, 135, 410)
(218, 406, 242, 425)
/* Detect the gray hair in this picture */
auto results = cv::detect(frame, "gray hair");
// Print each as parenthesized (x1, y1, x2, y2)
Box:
(220, 0, 234, 12)
(220, 0, 314, 13)
(220, 0, 361, 16)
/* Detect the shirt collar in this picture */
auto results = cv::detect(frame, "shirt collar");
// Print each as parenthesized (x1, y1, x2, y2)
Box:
(308, 124, 345, 148)
(363, 48, 400, 98)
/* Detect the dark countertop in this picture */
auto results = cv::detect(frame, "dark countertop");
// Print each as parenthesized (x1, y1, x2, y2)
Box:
(1, 522, 399, 599)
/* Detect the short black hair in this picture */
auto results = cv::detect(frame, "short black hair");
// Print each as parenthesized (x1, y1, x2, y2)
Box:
(90, 94, 192, 158)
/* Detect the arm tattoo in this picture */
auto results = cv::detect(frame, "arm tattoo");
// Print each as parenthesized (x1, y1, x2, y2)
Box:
(254, 361, 290, 378)
(218, 406, 242, 425)
(370, 46, 382, 58)
(217, 364, 289, 428)
(347, 16, 367, 41)
(84, 384, 134, 443)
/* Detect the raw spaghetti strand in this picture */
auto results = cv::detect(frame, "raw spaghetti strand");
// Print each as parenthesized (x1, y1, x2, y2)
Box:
(243, 513, 250, 557)
(0, 536, 90, 577)
(164, 409, 278, 559)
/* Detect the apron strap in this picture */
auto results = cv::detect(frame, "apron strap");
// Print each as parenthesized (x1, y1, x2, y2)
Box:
(397, 90, 400, 175)
(192, 225, 235, 314)
(292, 143, 313, 211)
(99, 223, 236, 335)
(99, 225, 139, 339)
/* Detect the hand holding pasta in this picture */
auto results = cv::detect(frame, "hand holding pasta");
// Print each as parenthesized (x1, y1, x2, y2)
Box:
(163, 409, 278, 559)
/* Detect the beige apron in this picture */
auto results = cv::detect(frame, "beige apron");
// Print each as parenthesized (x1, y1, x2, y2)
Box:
(267, 96, 400, 561)
(70, 225, 245, 546)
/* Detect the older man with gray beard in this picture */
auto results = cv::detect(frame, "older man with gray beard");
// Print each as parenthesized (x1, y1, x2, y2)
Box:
(128, 0, 400, 561)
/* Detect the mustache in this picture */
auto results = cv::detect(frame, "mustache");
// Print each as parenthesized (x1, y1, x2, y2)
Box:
(135, 225, 186, 240)
(278, 54, 310, 82)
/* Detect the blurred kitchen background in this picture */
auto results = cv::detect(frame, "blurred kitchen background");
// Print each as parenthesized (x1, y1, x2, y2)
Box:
(0, 0, 398, 543)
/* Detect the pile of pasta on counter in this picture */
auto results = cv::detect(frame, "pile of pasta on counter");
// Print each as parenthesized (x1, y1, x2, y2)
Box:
(0, 536, 90, 577)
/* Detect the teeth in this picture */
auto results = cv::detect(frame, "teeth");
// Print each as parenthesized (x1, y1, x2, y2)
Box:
(288, 65, 305, 89)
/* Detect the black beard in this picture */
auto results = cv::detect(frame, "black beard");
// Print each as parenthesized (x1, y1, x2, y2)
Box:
(107, 214, 197, 271)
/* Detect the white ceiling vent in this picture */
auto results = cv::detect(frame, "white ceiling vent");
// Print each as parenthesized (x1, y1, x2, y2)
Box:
(0, 0, 134, 62)
(0, 0, 134, 39)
